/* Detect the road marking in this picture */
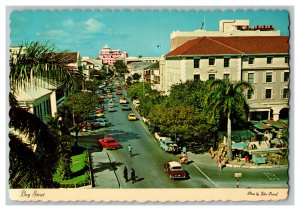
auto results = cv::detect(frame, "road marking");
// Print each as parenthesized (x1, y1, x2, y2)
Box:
(264, 172, 280, 181)
(192, 163, 218, 187)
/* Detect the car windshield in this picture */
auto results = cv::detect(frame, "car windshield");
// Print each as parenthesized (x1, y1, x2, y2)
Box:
(171, 166, 182, 170)
(106, 140, 116, 144)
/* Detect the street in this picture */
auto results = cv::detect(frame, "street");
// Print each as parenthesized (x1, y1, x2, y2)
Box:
(75, 86, 289, 189)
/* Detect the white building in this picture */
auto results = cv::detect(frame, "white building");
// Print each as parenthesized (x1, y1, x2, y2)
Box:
(170, 20, 280, 51)
(161, 36, 289, 121)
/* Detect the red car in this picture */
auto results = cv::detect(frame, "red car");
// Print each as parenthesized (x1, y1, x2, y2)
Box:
(163, 161, 187, 179)
(98, 137, 120, 150)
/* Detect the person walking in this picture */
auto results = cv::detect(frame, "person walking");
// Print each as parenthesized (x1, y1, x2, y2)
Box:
(131, 168, 136, 184)
(123, 166, 128, 182)
(217, 156, 223, 170)
(128, 144, 133, 157)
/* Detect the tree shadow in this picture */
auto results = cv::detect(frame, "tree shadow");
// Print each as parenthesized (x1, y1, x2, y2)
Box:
(93, 161, 123, 174)
(104, 129, 141, 142)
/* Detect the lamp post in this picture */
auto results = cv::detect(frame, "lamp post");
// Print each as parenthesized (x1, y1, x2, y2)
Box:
(234, 173, 242, 188)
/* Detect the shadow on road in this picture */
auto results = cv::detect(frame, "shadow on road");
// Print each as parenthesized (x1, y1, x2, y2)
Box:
(135, 177, 144, 183)
(93, 161, 123, 174)
(105, 129, 141, 142)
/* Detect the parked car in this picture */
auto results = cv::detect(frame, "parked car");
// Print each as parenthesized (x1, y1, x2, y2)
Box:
(107, 93, 113, 99)
(121, 104, 131, 111)
(98, 137, 120, 150)
(128, 113, 137, 121)
(163, 161, 187, 179)
(116, 90, 122, 95)
(160, 139, 181, 154)
(132, 99, 140, 108)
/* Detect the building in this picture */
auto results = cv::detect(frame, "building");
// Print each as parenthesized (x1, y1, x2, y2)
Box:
(170, 20, 280, 51)
(81, 57, 103, 80)
(161, 36, 289, 121)
(126, 56, 159, 65)
(98, 44, 128, 66)
(10, 47, 80, 122)
(143, 62, 161, 91)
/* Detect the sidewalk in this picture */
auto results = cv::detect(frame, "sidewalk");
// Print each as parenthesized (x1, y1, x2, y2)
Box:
(186, 152, 288, 169)
(90, 150, 119, 188)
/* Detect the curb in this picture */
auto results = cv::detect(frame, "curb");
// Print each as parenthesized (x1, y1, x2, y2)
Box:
(225, 163, 288, 169)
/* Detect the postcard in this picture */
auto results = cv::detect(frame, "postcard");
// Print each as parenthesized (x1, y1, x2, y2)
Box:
(7, 7, 290, 202)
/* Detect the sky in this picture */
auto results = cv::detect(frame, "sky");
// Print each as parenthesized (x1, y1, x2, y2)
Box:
(9, 9, 290, 58)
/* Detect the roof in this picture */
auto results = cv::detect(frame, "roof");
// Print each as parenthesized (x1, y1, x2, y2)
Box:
(165, 36, 289, 57)
(15, 84, 52, 102)
(168, 161, 181, 168)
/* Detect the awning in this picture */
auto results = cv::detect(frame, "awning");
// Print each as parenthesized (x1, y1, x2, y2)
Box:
(232, 142, 248, 150)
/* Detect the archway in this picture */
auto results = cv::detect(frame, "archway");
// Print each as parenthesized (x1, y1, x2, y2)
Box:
(279, 108, 289, 120)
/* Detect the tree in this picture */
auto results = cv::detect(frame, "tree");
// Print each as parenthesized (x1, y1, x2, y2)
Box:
(126, 76, 133, 85)
(206, 79, 253, 161)
(132, 73, 141, 82)
(45, 114, 72, 180)
(9, 41, 80, 188)
(113, 60, 128, 76)
(65, 91, 99, 146)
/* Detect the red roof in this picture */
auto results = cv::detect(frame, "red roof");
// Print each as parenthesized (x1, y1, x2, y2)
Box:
(165, 36, 289, 57)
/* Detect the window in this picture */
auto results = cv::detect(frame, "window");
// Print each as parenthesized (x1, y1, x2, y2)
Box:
(194, 74, 200, 80)
(283, 88, 289, 98)
(285, 57, 289, 64)
(209, 58, 215, 66)
(266, 72, 273, 83)
(208, 74, 215, 80)
(284, 72, 289, 82)
(248, 57, 255, 64)
(265, 89, 272, 99)
(224, 58, 230, 67)
(223, 74, 230, 80)
(267, 56, 273, 64)
(194, 59, 200, 68)
(248, 73, 254, 83)
(247, 89, 253, 99)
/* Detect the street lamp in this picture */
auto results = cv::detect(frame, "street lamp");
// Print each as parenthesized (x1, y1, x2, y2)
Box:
(234, 172, 242, 188)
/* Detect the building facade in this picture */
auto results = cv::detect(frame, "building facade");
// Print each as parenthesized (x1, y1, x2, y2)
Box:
(98, 44, 128, 66)
(161, 36, 289, 121)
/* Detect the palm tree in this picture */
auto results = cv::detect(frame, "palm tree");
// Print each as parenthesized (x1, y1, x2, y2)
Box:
(9, 41, 82, 188)
(206, 79, 253, 161)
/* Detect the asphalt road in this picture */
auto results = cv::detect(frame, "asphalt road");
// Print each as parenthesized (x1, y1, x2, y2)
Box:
(75, 85, 289, 189)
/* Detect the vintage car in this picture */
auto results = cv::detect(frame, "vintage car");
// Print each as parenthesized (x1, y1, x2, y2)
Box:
(160, 139, 181, 154)
(128, 113, 137, 121)
(96, 117, 111, 127)
(98, 137, 120, 150)
(119, 96, 127, 104)
(163, 161, 187, 179)
(108, 105, 115, 112)
(121, 104, 131, 111)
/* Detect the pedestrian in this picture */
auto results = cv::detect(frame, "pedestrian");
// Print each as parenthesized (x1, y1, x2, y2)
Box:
(217, 156, 223, 170)
(131, 168, 136, 184)
(128, 144, 132, 157)
(123, 166, 128, 182)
